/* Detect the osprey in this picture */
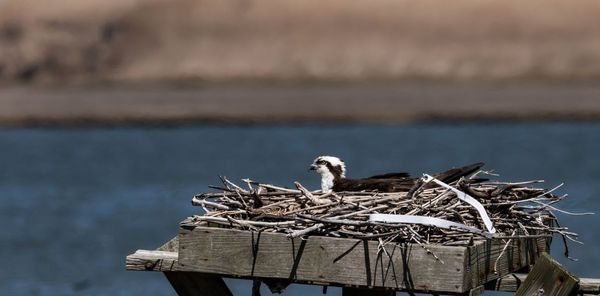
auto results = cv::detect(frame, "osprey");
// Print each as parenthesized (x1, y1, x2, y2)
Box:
(309, 155, 484, 193)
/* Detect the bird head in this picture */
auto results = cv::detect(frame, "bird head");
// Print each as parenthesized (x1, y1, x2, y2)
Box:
(309, 156, 346, 192)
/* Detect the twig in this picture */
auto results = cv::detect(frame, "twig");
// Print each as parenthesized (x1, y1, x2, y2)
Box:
(287, 223, 325, 238)
(494, 229, 516, 274)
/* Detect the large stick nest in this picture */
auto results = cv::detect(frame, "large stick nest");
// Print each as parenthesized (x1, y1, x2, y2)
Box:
(189, 172, 586, 259)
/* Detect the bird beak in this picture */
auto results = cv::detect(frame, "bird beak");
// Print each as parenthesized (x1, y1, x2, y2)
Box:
(309, 164, 318, 171)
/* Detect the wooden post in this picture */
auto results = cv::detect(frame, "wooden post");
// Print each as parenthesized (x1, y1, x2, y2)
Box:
(164, 272, 232, 296)
(342, 287, 394, 296)
(515, 252, 578, 296)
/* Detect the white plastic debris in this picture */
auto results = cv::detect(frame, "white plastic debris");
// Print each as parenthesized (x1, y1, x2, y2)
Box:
(369, 214, 492, 238)
(421, 174, 496, 234)
(369, 174, 496, 236)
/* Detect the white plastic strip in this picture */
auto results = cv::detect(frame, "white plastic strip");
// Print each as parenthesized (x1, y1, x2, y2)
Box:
(422, 174, 496, 234)
(369, 214, 492, 238)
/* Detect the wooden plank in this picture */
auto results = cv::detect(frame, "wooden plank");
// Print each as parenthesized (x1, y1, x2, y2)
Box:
(126, 249, 233, 296)
(158, 236, 179, 252)
(579, 277, 600, 294)
(464, 235, 550, 290)
(178, 225, 468, 293)
(487, 273, 600, 294)
(515, 252, 579, 296)
(126, 249, 180, 271)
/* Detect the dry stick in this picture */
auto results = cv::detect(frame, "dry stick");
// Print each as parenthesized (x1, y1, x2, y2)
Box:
(493, 234, 552, 239)
(226, 216, 258, 231)
(376, 235, 400, 273)
(297, 214, 371, 227)
(287, 223, 325, 238)
(493, 229, 516, 274)
(218, 175, 233, 191)
(546, 194, 568, 206)
(284, 202, 337, 215)
(517, 222, 530, 235)
(208, 185, 233, 192)
(217, 196, 244, 208)
(338, 228, 403, 239)
(233, 189, 253, 209)
(531, 200, 595, 216)
(333, 205, 388, 219)
(205, 210, 246, 217)
(531, 182, 563, 198)
(194, 215, 297, 227)
(235, 192, 250, 208)
(471, 170, 499, 179)
(258, 199, 300, 210)
(485, 196, 555, 207)
(259, 183, 301, 193)
(485, 180, 544, 186)
(222, 176, 248, 193)
(241, 178, 255, 191)
(295, 181, 328, 205)
(403, 226, 444, 264)
(198, 191, 295, 198)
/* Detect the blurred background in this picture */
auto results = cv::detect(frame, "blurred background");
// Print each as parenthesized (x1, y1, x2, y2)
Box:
(1, 0, 599, 295)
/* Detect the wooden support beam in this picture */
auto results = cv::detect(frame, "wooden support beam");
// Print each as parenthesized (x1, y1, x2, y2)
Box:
(164, 272, 233, 296)
(342, 287, 394, 296)
(126, 250, 179, 271)
(486, 273, 600, 294)
(126, 249, 234, 296)
(158, 236, 179, 252)
(579, 277, 600, 294)
(464, 285, 484, 296)
(515, 253, 579, 296)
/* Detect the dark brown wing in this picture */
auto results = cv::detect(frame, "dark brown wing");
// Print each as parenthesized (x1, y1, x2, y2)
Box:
(367, 172, 411, 179)
(432, 162, 484, 183)
(332, 177, 417, 192)
(332, 162, 484, 193)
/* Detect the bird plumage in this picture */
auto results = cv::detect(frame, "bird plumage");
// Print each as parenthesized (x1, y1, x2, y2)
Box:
(309, 155, 484, 193)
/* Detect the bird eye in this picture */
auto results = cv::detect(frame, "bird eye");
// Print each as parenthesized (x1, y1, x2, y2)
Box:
(317, 160, 326, 165)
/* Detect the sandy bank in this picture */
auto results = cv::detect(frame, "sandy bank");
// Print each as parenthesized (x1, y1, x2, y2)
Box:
(1, 83, 599, 126)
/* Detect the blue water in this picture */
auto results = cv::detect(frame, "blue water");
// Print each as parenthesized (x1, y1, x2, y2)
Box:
(1, 123, 598, 295)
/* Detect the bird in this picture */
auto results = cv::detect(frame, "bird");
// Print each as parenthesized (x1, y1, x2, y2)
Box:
(309, 155, 484, 193)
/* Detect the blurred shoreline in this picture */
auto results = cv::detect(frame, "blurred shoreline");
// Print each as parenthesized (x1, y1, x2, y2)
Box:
(2, 0, 600, 84)
(2, 0, 599, 126)
(2, 82, 599, 126)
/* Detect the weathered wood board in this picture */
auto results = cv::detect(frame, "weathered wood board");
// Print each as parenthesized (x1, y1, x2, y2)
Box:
(515, 252, 579, 296)
(486, 273, 600, 294)
(126, 249, 600, 295)
(177, 222, 550, 294)
(126, 249, 179, 272)
(465, 234, 551, 290)
(126, 248, 233, 296)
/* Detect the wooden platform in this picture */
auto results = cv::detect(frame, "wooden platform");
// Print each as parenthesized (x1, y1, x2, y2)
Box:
(127, 248, 600, 295)
(126, 219, 557, 295)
